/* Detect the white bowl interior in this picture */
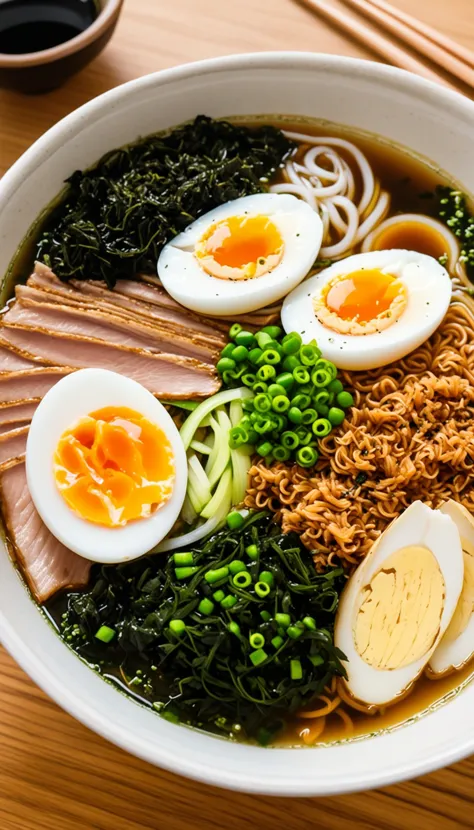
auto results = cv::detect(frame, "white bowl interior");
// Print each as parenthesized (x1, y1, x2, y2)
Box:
(0, 53, 473, 795)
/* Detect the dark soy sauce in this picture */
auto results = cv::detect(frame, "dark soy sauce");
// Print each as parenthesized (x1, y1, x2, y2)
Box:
(0, 0, 99, 55)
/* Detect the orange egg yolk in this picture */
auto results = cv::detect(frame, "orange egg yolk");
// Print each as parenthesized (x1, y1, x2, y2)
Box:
(53, 406, 175, 527)
(325, 268, 405, 322)
(195, 214, 284, 279)
(372, 221, 448, 262)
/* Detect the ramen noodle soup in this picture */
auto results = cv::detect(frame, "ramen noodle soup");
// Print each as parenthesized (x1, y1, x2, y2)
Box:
(1, 114, 473, 747)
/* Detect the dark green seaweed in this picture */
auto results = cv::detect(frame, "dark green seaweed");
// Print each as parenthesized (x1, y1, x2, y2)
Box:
(37, 116, 293, 288)
(50, 513, 346, 743)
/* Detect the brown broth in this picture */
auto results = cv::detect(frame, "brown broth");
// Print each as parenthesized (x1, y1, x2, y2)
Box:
(7, 114, 474, 747)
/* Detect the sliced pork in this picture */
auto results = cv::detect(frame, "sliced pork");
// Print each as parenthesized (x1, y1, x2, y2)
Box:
(0, 400, 38, 426)
(0, 327, 220, 399)
(0, 425, 29, 470)
(0, 337, 46, 371)
(0, 462, 91, 602)
(5, 297, 220, 363)
(0, 368, 72, 404)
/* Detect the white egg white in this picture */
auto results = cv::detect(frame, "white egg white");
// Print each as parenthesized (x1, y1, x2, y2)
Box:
(281, 249, 452, 370)
(429, 501, 474, 677)
(157, 193, 323, 316)
(26, 369, 187, 564)
(335, 502, 464, 708)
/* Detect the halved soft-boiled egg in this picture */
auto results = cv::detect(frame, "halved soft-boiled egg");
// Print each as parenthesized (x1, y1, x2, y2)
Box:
(157, 193, 323, 315)
(26, 369, 187, 563)
(428, 501, 474, 677)
(335, 502, 464, 708)
(281, 249, 452, 370)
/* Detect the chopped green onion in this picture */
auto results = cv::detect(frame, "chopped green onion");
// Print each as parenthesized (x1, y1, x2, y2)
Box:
(295, 426, 312, 445)
(337, 391, 355, 408)
(275, 612, 291, 628)
(234, 330, 256, 348)
(303, 616, 317, 630)
(246, 544, 259, 560)
(252, 380, 268, 395)
(198, 598, 215, 615)
(309, 654, 324, 667)
(217, 357, 236, 373)
(255, 331, 273, 349)
(229, 559, 246, 575)
(173, 552, 194, 566)
(283, 354, 301, 372)
(328, 378, 343, 394)
(221, 595, 238, 609)
(204, 566, 230, 584)
(220, 343, 235, 359)
(268, 383, 287, 398)
(249, 648, 268, 666)
(312, 418, 332, 437)
(272, 395, 290, 413)
(290, 659, 303, 680)
(233, 571, 252, 589)
(288, 406, 303, 425)
(328, 406, 345, 426)
(260, 610, 271, 622)
(271, 635, 284, 649)
(261, 348, 281, 365)
(257, 364, 276, 382)
(299, 345, 319, 366)
(296, 446, 318, 467)
(228, 621, 241, 637)
(226, 511, 246, 530)
(261, 325, 283, 339)
(256, 440, 273, 457)
(242, 372, 257, 387)
(293, 367, 310, 385)
(254, 393, 272, 413)
(232, 345, 249, 362)
(249, 632, 265, 649)
(229, 323, 243, 339)
(169, 619, 186, 636)
(273, 444, 291, 461)
(291, 393, 311, 410)
(248, 347, 263, 364)
(287, 625, 303, 639)
(314, 390, 330, 407)
(281, 333, 302, 355)
(275, 371, 294, 391)
(213, 589, 226, 602)
(95, 625, 116, 643)
(258, 570, 274, 586)
(175, 566, 200, 580)
(312, 368, 331, 387)
(315, 402, 329, 416)
(301, 408, 317, 425)
(255, 581, 271, 598)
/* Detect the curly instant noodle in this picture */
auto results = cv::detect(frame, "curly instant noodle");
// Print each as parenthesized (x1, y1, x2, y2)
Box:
(245, 302, 474, 572)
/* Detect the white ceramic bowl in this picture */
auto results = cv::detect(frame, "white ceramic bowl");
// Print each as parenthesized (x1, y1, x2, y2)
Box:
(0, 53, 474, 796)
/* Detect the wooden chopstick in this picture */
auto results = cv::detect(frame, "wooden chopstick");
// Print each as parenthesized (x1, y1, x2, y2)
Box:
(296, 0, 458, 90)
(362, 0, 474, 70)
(340, 0, 474, 89)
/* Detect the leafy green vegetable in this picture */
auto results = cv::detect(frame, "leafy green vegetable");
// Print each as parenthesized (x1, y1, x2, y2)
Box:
(437, 187, 474, 281)
(37, 116, 293, 288)
(52, 513, 346, 743)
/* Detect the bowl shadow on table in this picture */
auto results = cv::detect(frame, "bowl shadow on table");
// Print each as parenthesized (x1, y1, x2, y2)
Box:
(0, 651, 472, 830)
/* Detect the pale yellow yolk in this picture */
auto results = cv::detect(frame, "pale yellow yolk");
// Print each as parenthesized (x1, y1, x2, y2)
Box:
(354, 545, 445, 670)
(313, 268, 408, 336)
(195, 214, 284, 280)
(54, 406, 175, 527)
(442, 538, 474, 644)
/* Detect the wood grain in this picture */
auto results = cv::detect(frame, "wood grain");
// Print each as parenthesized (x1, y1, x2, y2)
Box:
(1, 0, 474, 826)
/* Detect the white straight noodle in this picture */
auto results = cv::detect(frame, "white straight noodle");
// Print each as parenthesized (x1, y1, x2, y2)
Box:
(320, 196, 359, 258)
(354, 191, 391, 244)
(269, 182, 318, 211)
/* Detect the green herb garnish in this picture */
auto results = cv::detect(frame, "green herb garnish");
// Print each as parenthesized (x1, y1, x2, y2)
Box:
(437, 187, 474, 281)
(56, 512, 346, 742)
(37, 115, 293, 287)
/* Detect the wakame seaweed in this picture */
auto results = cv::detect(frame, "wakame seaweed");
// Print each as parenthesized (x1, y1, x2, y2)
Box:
(37, 116, 294, 288)
(51, 513, 347, 743)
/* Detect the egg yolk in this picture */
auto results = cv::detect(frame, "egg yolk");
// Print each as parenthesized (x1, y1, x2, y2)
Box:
(325, 269, 405, 322)
(372, 221, 448, 262)
(53, 406, 175, 527)
(195, 214, 284, 280)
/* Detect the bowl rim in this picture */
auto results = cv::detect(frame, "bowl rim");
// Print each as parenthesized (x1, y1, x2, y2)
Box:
(1, 51, 474, 796)
(0, 0, 124, 68)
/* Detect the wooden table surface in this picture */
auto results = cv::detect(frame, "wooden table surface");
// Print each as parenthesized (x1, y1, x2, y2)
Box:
(1, 0, 474, 827)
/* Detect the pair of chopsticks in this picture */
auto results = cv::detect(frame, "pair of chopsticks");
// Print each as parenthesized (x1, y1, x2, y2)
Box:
(297, 0, 474, 94)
